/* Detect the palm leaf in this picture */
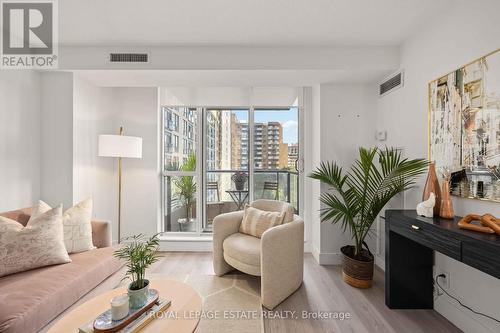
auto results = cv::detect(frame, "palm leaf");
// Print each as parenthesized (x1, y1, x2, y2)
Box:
(309, 147, 428, 257)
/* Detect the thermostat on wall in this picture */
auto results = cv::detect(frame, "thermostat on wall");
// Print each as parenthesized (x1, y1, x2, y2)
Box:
(376, 131, 387, 141)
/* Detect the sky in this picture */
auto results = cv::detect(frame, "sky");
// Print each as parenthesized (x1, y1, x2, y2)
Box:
(233, 108, 298, 144)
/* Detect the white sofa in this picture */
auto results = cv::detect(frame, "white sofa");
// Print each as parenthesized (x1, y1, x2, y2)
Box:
(212, 200, 304, 309)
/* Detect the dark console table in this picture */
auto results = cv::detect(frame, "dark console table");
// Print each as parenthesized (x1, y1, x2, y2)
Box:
(385, 210, 500, 309)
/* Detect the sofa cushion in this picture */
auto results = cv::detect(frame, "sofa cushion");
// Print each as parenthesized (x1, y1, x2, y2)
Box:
(0, 206, 71, 278)
(30, 198, 96, 254)
(223, 233, 261, 275)
(0, 247, 123, 333)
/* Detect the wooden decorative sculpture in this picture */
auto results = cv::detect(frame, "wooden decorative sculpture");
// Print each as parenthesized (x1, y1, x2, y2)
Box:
(439, 179, 454, 219)
(458, 214, 500, 235)
(422, 163, 441, 216)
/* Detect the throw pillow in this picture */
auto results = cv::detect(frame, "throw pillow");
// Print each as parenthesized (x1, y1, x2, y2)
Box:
(30, 198, 95, 254)
(0, 205, 71, 277)
(239, 205, 285, 238)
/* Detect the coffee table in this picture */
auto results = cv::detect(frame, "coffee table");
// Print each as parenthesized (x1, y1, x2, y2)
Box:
(48, 279, 202, 333)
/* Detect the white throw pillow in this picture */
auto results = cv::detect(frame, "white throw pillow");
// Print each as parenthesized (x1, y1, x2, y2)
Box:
(30, 198, 96, 254)
(239, 205, 285, 238)
(0, 205, 71, 277)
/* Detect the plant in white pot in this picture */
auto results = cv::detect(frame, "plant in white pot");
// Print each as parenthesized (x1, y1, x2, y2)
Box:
(310, 147, 427, 288)
(114, 234, 160, 308)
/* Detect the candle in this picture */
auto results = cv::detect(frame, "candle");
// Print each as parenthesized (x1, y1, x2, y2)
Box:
(111, 294, 129, 321)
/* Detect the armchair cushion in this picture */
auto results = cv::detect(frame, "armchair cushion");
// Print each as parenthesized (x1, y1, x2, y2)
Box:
(223, 233, 261, 276)
(239, 205, 285, 238)
(212, 210, 244, 276)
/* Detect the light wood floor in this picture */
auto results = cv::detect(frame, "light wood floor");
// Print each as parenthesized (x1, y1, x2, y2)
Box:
(45, 252, 461, 333)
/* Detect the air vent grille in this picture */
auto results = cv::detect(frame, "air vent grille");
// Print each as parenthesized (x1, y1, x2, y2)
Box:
(110, 53, 148, 63)
(379, 71, 403, 96)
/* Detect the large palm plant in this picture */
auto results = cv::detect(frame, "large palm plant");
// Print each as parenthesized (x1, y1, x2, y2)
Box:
(310, 147, 428, 260)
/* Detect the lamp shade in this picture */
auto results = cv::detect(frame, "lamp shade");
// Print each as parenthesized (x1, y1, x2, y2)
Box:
(98, 134, 142, 158)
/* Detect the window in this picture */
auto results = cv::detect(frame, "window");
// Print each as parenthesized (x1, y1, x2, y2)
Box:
(161, 106, 300, 235)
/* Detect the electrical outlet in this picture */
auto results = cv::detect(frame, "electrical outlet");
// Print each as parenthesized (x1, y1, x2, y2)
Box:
(437, 270, 450, 290)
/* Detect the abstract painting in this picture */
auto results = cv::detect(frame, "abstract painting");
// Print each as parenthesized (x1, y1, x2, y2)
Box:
(429, 49, 500, 201)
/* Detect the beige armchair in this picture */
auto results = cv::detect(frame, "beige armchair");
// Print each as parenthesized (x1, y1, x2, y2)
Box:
(213, 199, 304, 310)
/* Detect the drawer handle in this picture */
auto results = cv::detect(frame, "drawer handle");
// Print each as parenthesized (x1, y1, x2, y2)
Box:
(411, 225, 420, 230)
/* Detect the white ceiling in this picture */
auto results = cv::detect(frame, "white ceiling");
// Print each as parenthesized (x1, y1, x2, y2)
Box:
(74, 69, 393, 87)
(60, 0, 455, 46)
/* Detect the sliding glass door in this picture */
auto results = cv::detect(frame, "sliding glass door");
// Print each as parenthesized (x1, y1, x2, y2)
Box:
(203, 109, 249, 232)
(162, 106, 301, 234)
(253, 108, 299, 212)
(162, 107, 200, 232)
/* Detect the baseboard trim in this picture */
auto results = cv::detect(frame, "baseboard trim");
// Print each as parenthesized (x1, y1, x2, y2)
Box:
(435, 294, 499, 333)
(159, 239, 212, 252)
(317, 251, 342, 265)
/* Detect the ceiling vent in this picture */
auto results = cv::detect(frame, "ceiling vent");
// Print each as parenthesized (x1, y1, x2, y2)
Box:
(109, 53, 149, 63)
(379, 70, 404, 96)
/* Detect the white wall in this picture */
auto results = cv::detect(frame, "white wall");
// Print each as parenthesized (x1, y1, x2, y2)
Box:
(320, 83, 379, 260)
(376, 1, 500, 331)
(309, 83, 378, 264)
(73, 76, 118, 238)
(113, 88, 160, 239)
(40, 72, 74, 209)
(160, 86, 299, 107)
(0, 71, 41, 211)
(71, 80, 160, 241)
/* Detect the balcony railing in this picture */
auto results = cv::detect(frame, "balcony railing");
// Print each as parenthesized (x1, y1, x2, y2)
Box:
(163, 169, 299, 232)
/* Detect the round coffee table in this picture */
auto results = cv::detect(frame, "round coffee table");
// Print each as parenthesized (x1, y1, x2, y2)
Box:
(48, 279, 202, 333)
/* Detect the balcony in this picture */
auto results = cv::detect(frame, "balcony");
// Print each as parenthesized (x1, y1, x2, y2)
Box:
(163, 169, 299, 232)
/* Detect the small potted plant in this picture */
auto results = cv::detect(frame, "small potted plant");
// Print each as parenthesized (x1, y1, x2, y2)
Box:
(310, 147, 427, 288)
(114, 234, 160, 308)
(232, 171, 248, 190)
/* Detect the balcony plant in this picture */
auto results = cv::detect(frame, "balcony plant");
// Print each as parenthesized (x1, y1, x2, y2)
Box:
(309, 147, 427, 288)
(114, 234, 160, 308)
(231, 171, 248, 190)
(173, 153, 196, 230)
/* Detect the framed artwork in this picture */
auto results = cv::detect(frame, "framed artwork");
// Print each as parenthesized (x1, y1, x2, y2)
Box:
(429, 49, 500, 202)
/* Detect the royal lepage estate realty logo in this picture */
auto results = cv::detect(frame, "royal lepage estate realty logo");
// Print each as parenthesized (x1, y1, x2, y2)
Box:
(1, 0, 58, 69)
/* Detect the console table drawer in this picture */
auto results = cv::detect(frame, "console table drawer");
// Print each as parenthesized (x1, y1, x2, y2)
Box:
(462, 241, 500, 279)
(390, 220, 461, 260)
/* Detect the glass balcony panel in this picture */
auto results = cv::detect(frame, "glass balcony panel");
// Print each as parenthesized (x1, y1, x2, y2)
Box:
(204, 171, 249, 232)
(205, 109, 249, 171)
(164, 176, 197, 232)
(162, 106, 198, 172)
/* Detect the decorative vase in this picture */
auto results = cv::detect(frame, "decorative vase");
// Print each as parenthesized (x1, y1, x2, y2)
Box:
(128, 279, 149, 309)
(340, 245, 374, 289)
(422, 162, 441, 216)
(440, 181, 454, 219)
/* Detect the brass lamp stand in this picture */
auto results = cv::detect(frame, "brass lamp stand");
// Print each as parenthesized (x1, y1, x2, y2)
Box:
(98, 127, 142, 243)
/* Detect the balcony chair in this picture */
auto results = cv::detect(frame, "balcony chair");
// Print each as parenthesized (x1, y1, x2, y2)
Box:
(262, 181, 279, 200)
(206, 181, 223, 224)
(213, 199, 304, 309)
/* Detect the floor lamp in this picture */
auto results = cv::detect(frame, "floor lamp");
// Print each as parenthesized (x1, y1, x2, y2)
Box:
(98, 127, 142, 243)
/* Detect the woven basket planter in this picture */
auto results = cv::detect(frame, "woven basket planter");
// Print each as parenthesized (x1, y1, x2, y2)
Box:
(341, 245, 374, 289)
